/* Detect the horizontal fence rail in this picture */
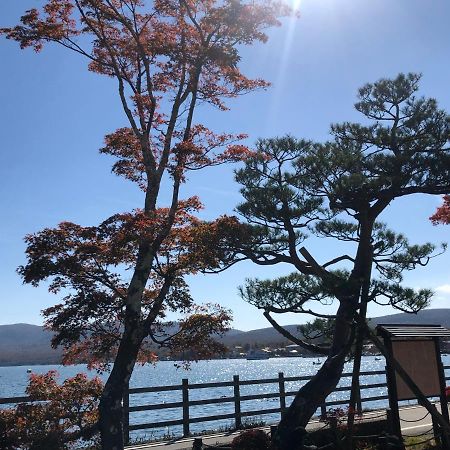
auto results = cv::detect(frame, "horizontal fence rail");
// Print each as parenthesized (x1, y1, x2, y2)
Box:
(1, 365, 450, 445)
(123, 368, 393, 442)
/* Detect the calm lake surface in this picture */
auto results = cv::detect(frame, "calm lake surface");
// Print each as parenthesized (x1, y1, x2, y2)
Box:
(1, 356, 449, 441)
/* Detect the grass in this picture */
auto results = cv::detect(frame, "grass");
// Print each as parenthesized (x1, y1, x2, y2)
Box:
(353, 433, 440, 449)
(402, 436, 438, 449)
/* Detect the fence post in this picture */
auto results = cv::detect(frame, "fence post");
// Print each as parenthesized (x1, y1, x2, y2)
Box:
(356, 385, 362, 416)
(432, 415, 442, 448)
(386, 408, 394, 434)
(233, 375, 242, 429)
(278, 372, 286, 417)
(182, 378, 190, 437)
(123, 381, 130, 445)
(320, 403, 327, 420)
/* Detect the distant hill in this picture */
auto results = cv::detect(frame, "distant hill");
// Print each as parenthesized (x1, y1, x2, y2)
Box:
(220, 309, 450, 348)
(219, 325, 300, 348)
(370, 308, 450, 328)
(0, 324, 61, 366)
(2, 309, 450, 365)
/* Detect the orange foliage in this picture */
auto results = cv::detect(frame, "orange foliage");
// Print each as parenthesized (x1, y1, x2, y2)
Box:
(430, 195, 450, 225)
(3, 1, 290, 443)
(4, 0, 289, 369)
(18, 210, 244, 369)
(1, 0, 289, 191)
(0, 371, 102, 450)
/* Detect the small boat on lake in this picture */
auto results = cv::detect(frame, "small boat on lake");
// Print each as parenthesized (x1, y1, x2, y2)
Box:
(246, 349, 270, 360)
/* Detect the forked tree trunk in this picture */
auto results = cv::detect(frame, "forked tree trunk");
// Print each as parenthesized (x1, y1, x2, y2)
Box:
(273, 303, 355, 450)
(274, 352, 348, 450)
(99, 326, 143, 450)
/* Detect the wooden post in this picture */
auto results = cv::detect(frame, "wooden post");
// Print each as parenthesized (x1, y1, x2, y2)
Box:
(434, 338, 450, 447)
(320, 403, 327, 420)
(329, 416, 343, 450)
(182, 378, 190, 437)
(233, 375, 242, 429)
(346, 335, 364, 450)
(123, 381, 130, 445)
(192, 437, 203, 449)
(386, 408, 395, 435)
(383, 338, 404, 450)
(278, 372, 286, 417)
(356, 387, 362, 415)
(432, 415, 442, 447)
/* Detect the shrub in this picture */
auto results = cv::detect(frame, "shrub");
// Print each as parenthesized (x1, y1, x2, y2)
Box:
(231, 429, 272, 450)
(0, 370, 102, 450)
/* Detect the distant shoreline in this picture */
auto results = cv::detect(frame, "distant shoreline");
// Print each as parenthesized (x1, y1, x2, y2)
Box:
(2, 309, 450, 367)
(0, 353, 372, 368)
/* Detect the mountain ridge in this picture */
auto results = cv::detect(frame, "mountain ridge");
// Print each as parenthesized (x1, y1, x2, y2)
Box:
(2, 308, 450, 366)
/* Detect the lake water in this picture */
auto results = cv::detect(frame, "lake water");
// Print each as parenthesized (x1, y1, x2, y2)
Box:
(1, 356, 449, 441)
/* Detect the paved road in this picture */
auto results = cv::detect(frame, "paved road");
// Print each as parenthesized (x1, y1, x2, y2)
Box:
(125, 405, 443, 450)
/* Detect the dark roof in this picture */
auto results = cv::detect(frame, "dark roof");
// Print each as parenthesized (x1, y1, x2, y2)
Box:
(376, 324, 450, 338)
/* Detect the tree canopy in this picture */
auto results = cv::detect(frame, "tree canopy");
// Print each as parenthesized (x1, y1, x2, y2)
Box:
(236, 73, 450, 339)
(2, 1, 288, 447)
(18, 203, 235, 369)
(230, 73, 450, 449)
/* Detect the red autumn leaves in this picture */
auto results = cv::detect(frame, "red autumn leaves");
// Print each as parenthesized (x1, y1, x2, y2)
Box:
(0, 371, 102, 449)
(431, 195, 450, 225)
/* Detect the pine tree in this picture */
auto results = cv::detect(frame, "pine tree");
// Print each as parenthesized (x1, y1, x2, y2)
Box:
(233, 73, 450, 449)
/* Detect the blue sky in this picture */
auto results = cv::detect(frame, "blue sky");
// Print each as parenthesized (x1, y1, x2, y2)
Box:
(1, 0, 450, 331)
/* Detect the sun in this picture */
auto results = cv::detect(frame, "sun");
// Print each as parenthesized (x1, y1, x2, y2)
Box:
(291, 0, 302, 13)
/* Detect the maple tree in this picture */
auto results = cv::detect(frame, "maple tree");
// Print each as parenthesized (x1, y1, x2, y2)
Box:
(227, 73, 450, 449)
(431, 195, 450, 225)
(2, 1, 288, 448)
(0, 371, 102, 450)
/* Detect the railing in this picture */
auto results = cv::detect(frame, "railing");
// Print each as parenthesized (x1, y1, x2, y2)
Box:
(0, 395, 31, 405)
(2, 365, 449, 445)
(123, 368, 390, 444)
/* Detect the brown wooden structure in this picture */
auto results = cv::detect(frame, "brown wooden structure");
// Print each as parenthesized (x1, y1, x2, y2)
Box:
(121, 369, 388, 444)
(377, 324, 450, 447)
(3, 362, 450, 445)
(1, 368, 389, 444)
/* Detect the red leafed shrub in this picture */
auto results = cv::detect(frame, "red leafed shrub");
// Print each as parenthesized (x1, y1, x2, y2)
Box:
(445, 386, 450, 399)
(0, 370, 102, 450)
(231, 429, 272, 450)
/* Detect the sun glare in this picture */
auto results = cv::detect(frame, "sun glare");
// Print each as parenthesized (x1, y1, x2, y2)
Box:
(277, 0, 300, 77)
(291, 0, 302, 13)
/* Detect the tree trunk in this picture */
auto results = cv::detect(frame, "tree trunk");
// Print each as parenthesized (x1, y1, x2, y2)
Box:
(345, 324, 364, 450)
(273, 303, 355, 450)
(274, 352, 348, 449)
(345, 284, 371, 449)
(99, 326, 143, 450)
